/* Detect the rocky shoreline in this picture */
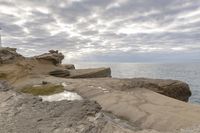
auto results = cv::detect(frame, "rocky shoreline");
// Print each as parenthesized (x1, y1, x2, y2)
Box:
(0, 47, 200, 133)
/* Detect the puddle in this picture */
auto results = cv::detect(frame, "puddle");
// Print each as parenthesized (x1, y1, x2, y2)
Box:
(39, 91, 83, 102)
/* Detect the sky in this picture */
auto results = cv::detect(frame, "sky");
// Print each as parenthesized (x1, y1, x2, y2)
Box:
(0, 0, 200, 63)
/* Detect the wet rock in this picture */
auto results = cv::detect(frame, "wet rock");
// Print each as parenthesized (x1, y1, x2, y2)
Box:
(49, 69, 70, 77)
(0, 90, 139, 133)
(20, 84, 64, 96)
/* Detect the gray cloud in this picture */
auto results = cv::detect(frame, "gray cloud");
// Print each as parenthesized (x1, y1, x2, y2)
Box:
(0, 0, 200, 62)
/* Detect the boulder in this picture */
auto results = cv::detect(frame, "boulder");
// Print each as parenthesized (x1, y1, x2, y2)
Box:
(49, 69, 70, 77)
(120, 78, 191, 102)
(69, 67, 111, 78)
(35, 50, 64, 65)
(0, 47, 24, 64)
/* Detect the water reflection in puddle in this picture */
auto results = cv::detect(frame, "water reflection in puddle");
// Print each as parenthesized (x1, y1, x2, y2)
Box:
(39, 91, 83, 102)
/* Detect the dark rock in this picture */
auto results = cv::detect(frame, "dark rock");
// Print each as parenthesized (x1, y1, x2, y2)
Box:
(0, 80, 12, 91)
(42, 81, 48, 85)
(49, 69, 70, 77)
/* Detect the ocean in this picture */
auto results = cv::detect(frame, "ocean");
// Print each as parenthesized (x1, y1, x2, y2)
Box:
(75, 62, 200, 104)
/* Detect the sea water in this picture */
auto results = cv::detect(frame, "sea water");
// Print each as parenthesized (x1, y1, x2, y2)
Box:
(75, 62, 200, 104)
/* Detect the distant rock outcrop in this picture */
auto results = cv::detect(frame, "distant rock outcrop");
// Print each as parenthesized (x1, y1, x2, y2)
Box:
(49, 69, 70, 77)
(69, 68, 111, 78)
(60, 64, 75, 69)
(35, 50, 64, 65)
(0, 47, 24, 64)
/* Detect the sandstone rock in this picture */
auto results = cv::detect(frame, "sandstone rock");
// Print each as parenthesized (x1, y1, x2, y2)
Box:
(35, 50, 64, 65)
(49, 69, 70, 77)
(61, 64, 75, 69)
(0, 90, 140, 133)
(120, 78, 191, 102)
(1, 47, 199, 133)
(49, 49, 58, 54)
(69, 67, 111, 78)
(0, 47, 24, 64)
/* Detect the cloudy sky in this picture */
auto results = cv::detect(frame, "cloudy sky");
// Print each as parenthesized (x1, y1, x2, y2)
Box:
(0, 0, 200, 62)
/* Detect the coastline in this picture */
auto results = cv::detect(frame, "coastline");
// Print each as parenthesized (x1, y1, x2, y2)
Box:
(1, 47, 200, 133)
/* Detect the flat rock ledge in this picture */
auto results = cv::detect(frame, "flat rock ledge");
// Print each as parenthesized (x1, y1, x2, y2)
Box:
(0, 47, 199, 133)
(120, 78, 191, 102)
(0, 83, 145, 133)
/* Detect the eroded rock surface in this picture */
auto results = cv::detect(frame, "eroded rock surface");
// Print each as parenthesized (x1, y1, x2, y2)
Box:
(118, 78, 191, 102)
(69, 67, 111, 78)
(49, 69, 70, 77)
(0, 47, 24, 64)
(0, 80, 13, 91)
(0, 89, 144, 133)
(34, 50, 64, 65)
(0, 91, 101, 133)
(12, 77, 200, 133)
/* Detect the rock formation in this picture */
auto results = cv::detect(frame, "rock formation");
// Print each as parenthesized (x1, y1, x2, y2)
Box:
(0, 47, 24, 64)
(49, 69, 70, 77)
(69, 67, 112, 78)
(120, 78, 191, 102)
(60, 64, 75, 69)
(1, 47, 200, 133)
(34, 50, 64, 65)
(0, 80, 13, 91)
(0, 82, 142, 133)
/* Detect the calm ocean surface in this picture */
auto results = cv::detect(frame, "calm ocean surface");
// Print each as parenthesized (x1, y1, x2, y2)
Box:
(75, 62, 200, 104)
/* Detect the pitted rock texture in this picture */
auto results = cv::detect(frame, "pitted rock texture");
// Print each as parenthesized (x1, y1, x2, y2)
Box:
(0, 91, 104, 133)
(0, 90, 143, 133)
(49, 69, 70, 77)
